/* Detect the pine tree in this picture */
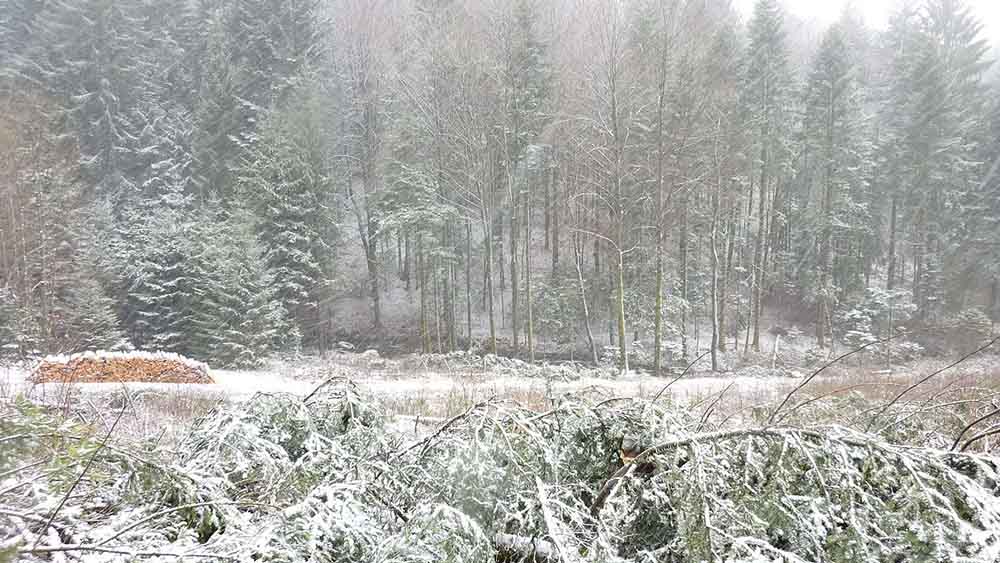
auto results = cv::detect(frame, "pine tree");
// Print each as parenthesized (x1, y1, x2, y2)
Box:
(20, 0, 149, 194)
(799, 23, 870, 347)
(191, 209, 296, 367)
(237, 108, 333, 344)
(60, 276, 126, 352)
(192, 0, 322, 198)
(883, 0, 991, 321)
(124, 198, 201, 355)
(741, 0, 792, 352)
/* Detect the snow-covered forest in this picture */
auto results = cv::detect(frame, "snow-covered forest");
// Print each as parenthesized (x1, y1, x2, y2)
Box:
(1, 0, 999, 369)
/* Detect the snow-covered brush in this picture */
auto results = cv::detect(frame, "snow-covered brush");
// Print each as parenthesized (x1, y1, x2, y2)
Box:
(591, 426, 1000, 562)
(5, 381, 1000, 562)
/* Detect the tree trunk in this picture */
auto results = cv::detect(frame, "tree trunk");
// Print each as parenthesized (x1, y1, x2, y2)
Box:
(886, 196, 897, 291)
(574, 236, 600, 366)
(466, 220, 473, 348)
(419, 237, 430, 353)
(525, 173, 535, 362)
(551, 160, 560, 274)
(616, 249, 628, 373)
(484, 212, 498, 355)
(710, 188, 721, 372)
(679, 192, 689, 359)
(720, 205, 735, 352)
(752, 137, 768, 353)
(510, 205, 519, 353)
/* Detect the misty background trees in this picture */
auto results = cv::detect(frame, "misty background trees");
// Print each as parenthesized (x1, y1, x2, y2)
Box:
(1, 0, 997, 369)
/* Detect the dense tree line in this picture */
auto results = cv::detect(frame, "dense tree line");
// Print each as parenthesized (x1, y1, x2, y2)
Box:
(1, 0, 997, 369)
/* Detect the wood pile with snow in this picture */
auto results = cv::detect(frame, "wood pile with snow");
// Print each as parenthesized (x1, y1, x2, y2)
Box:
(32, 351, 213, 384)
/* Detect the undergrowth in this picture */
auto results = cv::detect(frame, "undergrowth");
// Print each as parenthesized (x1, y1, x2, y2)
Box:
(2, 378, 999, 562)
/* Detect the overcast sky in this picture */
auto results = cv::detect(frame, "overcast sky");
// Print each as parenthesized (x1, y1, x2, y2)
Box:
(733, 0, 1000, 39)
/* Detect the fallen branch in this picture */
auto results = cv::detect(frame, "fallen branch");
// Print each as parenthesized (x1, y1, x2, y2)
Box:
(589, 427, 880, 518)
(19, 543, 239, 560)
(960, 424, 1000, 453)
(32, 401, 127, 549)
(393, 398, 495, 460)
(650, 350, 712, 405)
(96, 501, 276, 546)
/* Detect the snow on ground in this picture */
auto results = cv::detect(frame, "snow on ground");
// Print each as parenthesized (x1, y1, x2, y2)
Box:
(6, 352, 997, 443)
(2, 358, 792, 424)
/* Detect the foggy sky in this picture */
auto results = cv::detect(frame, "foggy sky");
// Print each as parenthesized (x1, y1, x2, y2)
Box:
(733, 0, 1000, 38)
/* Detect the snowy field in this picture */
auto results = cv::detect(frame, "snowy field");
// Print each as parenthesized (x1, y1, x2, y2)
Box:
(1, 355, 797, 444)
(2, 358, 785, 412)
(5, 352, 998, 445)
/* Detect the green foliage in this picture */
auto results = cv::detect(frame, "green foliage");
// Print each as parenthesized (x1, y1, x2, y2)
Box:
(531, 275, 579, 346)
(237, 106, 334, 345)
(121, 195, 293, 366)
(5, 383, 1000, 562)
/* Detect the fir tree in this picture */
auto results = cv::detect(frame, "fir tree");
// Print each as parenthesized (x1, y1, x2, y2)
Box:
(883, 0, 991, 321)
(237, 107, 333, 344)
(799, 23, 871, 346)
(192, 208, 297, 367)
(20, 0, 150, 194)
(741, 0, 792, 351)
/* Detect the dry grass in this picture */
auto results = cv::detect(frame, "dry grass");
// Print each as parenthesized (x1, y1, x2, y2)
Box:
(4, 352, 999, 450)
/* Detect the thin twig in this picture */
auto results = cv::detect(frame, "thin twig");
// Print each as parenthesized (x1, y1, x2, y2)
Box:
(393, 397, 494, 459)
(698, 381, 736, 431)
(303, 373, 356, 403)
(773, 382, 904, 426)
(767, 334, 902, 425)
(0, 458, 47, 481)
(951, 406, 1000, 451)
(96, 501, 276, 546)
(649, 350, 712, 405)
(865, 335, 1000, 432)
(960, 424, 1000, 452)
(32, 401, 127, 549)
(20, 544, 239, 560)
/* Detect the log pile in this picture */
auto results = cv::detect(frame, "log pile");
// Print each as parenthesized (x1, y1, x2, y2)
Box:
(33, 351, 213, 384)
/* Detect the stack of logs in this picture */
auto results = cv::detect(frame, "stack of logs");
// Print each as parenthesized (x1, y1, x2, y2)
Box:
(32, 351, 214, 384)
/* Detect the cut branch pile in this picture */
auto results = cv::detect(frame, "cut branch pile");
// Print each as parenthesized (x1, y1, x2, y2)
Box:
(31, 351, 213, 384)
(3, 376, 1000, 563)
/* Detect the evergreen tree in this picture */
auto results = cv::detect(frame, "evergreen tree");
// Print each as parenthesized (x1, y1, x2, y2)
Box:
(193, 0, 323, 198)
(122, 193, 292, 365)
(237, 105, 333, 344)
(0, 286, 15, 354)
(741, 0, 792, 351)
(798, 23, 871, 346)
(191, 209, 296, 367)
(20, 0, 149, 195)
(123, 195, 201, 355)
(883, 0, 991, 321)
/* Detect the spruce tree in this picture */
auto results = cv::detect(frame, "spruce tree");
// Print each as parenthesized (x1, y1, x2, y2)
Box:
(191, 208, 296, 367)
(237, 107, 333, 345)
(193, 0, 322, 198)
(21, 0, 149, 194)
(741, 0, 792, 351)
(883, 0, 991, 321)
(799, 23, 870, 346)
